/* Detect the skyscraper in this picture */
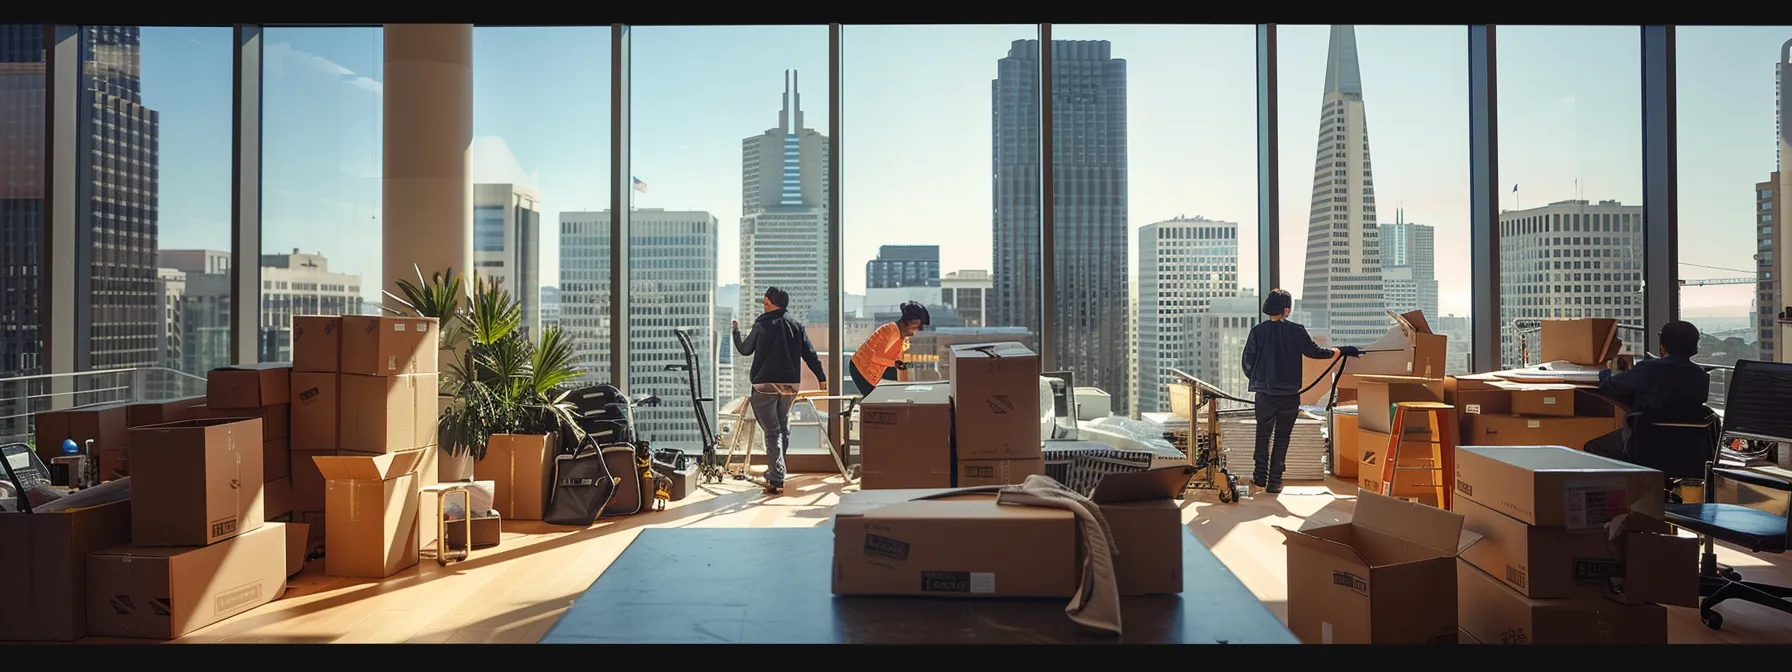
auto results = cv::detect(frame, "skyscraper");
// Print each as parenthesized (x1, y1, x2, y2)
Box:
(1378, 211, 1438, 319)
(561, 209, 719, 447)
(1764, 39, 1792, 362)
(1498, 199, 1645, 368)
(863, 245, 941, 318)
(736, 70, 829, 401)
(0, 26, 161, 376)
(473, 182, 543, 336)
(1300, 25, 1388, 348)
(1137, 217, 1239, 414)
(990, 39, 1129, 410)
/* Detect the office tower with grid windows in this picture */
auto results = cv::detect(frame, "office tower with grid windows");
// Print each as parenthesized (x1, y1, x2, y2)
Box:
(1497, 199, 1645, 368)
(991, 39, 1130, 412)
(1137, 217, 1239, 414)
(473, 183, 543, 336)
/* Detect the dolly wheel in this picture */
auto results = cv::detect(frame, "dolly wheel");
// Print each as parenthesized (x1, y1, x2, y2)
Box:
(1218, 485, 1233, 503)
(1702, 611, 1723, 630)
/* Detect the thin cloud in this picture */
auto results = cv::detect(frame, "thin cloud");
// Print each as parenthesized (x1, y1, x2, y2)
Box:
(1556, 95, 1577, 105)
(267, 41, 384, 97)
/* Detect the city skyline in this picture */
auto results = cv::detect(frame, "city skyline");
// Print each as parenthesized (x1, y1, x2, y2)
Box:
(130, 25, 1786, 323)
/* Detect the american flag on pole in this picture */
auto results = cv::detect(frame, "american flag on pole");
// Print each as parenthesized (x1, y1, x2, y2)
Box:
(632, 176, 648, 193)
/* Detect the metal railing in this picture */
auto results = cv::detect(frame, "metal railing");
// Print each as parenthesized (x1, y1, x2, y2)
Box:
(0, 367, 209, 445)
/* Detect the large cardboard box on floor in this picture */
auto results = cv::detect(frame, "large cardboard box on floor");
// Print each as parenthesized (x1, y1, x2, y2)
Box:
(1452, 445, 1665, 529)
(1457, 559, 1666, 644)
(948, 342, 1042, 461)
(955, 457, 1046, 487)
(85, 522, 289, 640)
(832, 467, 1193, 598)
(339, 372, 438, 454)
(313, 450, 424, 578)
(0, 497, 131, 641)
(475, 433, 556, 521)
(1455, 497, 1697, 606)
(128, 418, 266, 547)
(292, 314, 344, 373)
(1279, 490, 1482, 644)
(857, 381, 954, 489)
(206, 363, 292, 410)
(291, 371, 340, 451)
(341, 315, 439, 377)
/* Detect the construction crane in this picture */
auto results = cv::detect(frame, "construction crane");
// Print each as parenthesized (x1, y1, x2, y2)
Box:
(1677, 278, 1756, 287)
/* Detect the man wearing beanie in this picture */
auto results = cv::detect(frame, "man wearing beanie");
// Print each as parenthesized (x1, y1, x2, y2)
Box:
(1240, 289, 1360, 494)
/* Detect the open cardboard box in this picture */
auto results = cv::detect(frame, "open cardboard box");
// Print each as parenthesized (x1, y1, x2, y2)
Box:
(1302, 310, 1447, 405)
(1279, 489, 1483, 644)
(313, 450, 424, 578)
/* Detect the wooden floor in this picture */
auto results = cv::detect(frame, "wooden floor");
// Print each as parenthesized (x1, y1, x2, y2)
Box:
(74, 474, 1792, 644)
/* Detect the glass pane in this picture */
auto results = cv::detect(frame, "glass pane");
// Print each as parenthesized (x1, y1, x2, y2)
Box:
(260, 27, 383, 364)
(1278, 25, 1474, 376)
(630, 26, 830, 453)
(0, 25, 46, 439)
(1496, 26, 1645, 369)
(1675, 27, 1791, 408)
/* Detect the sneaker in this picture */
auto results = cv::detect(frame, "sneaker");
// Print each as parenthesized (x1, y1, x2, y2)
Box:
(1264, 483, 1284, 495)
(1251, 477, 1267, 488)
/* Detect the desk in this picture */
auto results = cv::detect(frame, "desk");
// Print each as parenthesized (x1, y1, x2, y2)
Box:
(542, 526, 1298, 644)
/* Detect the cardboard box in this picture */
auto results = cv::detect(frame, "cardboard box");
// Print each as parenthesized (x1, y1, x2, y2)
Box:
(207, 363, 292, 409)
(1093, 465, 1196, 596)
(86, 522, 289, 640)
(1457, 559, 1666, 645)
(858, 382, 955, 489)
(263, 438, 291, 482)
(284, 521, 311, 576)
(475, 434, 557, 521)
(1455, 497, 1698, 606)
(292, 315, 344, 373)
(34, 402, 130, 465)
(339, 372, 438, 453)
(341, 315, 439, 377)
(1354, 376, 1446, 434)
(264, 475, 293, 520)
(445, 513, 503, 550)
(1510, 387, 1577, 417)
(1279, 490, 1483, 644)
(833, 493, 1078, 598)
(126, 396, 205, 428)
(291, 449, 333, 513)
(1332, 412, 1359, 479)
(128, 418, 267, 547)
(1463, 414, 1617, 453)
(1454, 389, 1514, 417)
(314, 451, 424, 578)
(0, 499, 132, 641)
(1302, 311, 1447, 405)
(948, 342, 1042, 460)
(1540, 318, 1621, 367)
(193, 403, 291, 441)
(291, 372, 340, 451)
(956, 457, 1046, 487)
(1453, 445, 1665, 529)
(830, 467, 1192, 598)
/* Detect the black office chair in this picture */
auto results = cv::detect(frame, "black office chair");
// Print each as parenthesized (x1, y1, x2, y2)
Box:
(1660, 358, 1792, 630)
(1622, 409, 1723, 503)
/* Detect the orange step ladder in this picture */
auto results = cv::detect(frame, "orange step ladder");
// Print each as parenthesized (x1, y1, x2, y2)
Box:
(1376, 401, 1457, 510)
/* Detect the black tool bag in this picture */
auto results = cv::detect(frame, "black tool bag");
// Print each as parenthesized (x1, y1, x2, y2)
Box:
(543, 442, 620, 527)
(601, 444, 644, 517)
(571, 385, 636, 445)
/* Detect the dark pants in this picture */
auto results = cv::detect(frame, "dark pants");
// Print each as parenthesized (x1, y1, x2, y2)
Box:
(1584, 427, 1629, 460)
(848, 363, 898, 397)
(748, 391, 797, 487)
(1252, 392, 1302, 486)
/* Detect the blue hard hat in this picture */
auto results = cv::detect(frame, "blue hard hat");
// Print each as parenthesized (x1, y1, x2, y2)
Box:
(62, 439, 79, 454)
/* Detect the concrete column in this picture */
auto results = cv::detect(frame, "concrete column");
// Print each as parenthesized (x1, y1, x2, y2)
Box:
(383, 24, 473, 298)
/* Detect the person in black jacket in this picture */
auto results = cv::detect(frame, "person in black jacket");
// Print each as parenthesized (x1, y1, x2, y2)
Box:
(731, 286, 827, 496)
(1240, 289, 1359, 494)
(1583, 320, 1713, 460)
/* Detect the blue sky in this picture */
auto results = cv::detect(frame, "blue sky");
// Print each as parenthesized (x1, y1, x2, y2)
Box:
(144, 25, 1787, 323)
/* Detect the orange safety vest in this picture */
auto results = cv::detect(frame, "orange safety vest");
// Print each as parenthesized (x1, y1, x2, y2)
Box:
(851, 322, 909, 383)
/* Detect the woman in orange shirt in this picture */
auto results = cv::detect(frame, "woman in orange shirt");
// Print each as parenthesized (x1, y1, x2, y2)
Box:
(849, 301, 930, 397)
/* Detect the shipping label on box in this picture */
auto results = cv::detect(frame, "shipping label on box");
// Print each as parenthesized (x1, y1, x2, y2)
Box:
(128, 418, 267, 547)
(955, 457, 1046, 487)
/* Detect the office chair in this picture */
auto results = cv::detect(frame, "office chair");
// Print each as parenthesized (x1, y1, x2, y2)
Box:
(1661, 359, 1792, 630)
(1622, 409, 1723, 503)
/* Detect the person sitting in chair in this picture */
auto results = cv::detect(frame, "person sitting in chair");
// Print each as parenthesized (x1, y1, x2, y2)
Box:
(1582, 320, 1713, 460)
(849, 301, 930, 397)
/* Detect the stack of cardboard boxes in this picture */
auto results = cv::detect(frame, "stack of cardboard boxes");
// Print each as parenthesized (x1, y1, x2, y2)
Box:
(1452, 445, 1698, 645)
(286, 314, 443, 578)
(31, 395, 207, 484)
(197, 364, 295, 521)
(1446, 317, 1625, 453)
(85, 417, 291, 639)
(857, 342, 1045, 490)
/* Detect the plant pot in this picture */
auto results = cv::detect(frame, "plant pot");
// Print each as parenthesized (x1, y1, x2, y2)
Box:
(439, 449, 475, 482)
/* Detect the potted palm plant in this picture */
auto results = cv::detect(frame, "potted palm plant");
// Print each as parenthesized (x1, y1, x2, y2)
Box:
(386, 268, 583, 489)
